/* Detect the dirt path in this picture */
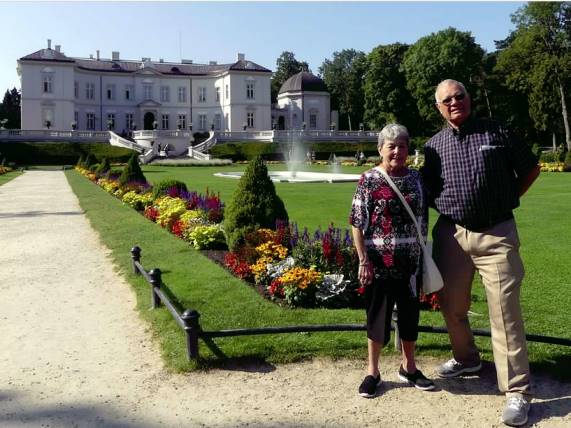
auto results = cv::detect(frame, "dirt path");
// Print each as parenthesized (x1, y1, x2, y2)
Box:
(0, 170, 569, 427)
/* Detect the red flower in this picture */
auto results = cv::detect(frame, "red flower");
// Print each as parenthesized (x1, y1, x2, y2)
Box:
(357, 285, 366, 295)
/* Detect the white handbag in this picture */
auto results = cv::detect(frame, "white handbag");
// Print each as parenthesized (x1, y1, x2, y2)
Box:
(377, 168, 444, 294)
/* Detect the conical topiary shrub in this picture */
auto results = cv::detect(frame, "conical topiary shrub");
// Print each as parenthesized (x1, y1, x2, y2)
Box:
(119, 153, 147, 186)
(223, 156, 288, 251)
(84, 153, 96, 168)
(564, 150, 571, 172)
(96, 157, 111, 175)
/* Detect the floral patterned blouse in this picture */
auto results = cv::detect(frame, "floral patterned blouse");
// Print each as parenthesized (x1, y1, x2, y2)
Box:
(349, 167, 427, 280)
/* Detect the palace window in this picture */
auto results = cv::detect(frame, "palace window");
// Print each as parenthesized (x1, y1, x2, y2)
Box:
(215, 87, 220, 102)
(160, 86, 170, 102)
(143, 84, 153, 100)
(106, 85, 116, 100)
(86, 113, 95, 130)
(178, 87, 187, 103)
(107, 113, 115, 130)
(198, 87, 206, 103)
(42, 74, 53, 93)
(310, 113, 317, 129)
(199, 114, 207, 131)
(214, 114, 222, 131)
(177, 114, 186, 130)
(125, 85, 134, 100)
(74, 111, 79, 125)
(125, 113, 134, 130)
(225, 84, 229, 99)
(247, 112, 254, 128)
(86, 83, 95, 100)
(74, 82, 78, 99)
(161, 114, 169, 130)
(246, 82, 255, 100)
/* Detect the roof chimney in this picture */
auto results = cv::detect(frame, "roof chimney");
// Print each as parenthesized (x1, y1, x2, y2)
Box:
(182, 59, 193, 64)
(112, 51, 120, 61)
(159, 58, 164, 63)
(96, 50, 100, 61)
(47, 39, 52, 49)
(237, 53, 245, 61)
(55, 45, 61, 53)
(209, 61, 217, 65)
(89, 54, 93, 59)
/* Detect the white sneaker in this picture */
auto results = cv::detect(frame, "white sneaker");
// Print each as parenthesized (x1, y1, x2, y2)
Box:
(502, 395, 530, 426)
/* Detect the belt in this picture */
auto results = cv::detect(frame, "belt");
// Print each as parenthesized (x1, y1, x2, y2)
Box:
(442, 212, 514, 232)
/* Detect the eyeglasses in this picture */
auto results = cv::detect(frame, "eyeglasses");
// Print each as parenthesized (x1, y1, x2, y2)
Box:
(438, 93, 466, 106)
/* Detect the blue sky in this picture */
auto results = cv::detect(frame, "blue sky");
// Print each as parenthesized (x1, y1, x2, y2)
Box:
(1, 1, 525, 93)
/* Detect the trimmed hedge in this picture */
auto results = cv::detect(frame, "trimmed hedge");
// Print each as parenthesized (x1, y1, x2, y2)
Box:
(0, 142, 136, 166)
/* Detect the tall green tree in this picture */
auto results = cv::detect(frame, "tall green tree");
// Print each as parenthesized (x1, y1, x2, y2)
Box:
(0, 88, 21, 129)
(363, 43, 422, 134)
(495, 2, 571, 150)
(271, 51, 309, 103)
(319, 49, 367, 130)
(402, 27, 485, 131)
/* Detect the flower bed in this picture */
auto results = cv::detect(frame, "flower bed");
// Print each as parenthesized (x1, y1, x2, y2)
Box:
(75, 166, 225, 250)
(0, 165, 14, 175)
(539, 162, 565, 172)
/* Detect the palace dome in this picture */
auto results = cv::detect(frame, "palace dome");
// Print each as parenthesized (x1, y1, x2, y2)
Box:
(278, 71, 328, 94)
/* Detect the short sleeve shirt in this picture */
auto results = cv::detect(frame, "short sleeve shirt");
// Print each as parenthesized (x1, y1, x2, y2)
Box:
(349, 167, 427, 280)
(422, 118, 538, 230)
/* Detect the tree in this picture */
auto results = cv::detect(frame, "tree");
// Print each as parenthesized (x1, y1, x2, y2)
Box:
(402, 28, 485, 131)
(363, 43, 422, 134)
(319, 49, 367, 130)
(271, 51, 309, 103)
(223, 156, 288, 251)
(495, 2, 571, 150)
(0, 88, 21, 129)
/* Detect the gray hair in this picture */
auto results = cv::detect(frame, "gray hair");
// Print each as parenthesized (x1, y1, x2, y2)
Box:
(378, 123, 409, 148)
(435, 79, 468, 102)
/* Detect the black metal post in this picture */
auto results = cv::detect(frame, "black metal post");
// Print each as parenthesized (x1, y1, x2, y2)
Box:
(130, 246, 141, 274)
(149, 268, 162, 309)
(181, 309, 201, 360)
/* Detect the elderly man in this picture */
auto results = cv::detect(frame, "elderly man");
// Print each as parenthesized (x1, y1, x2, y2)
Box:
(422, 79, 540, 427)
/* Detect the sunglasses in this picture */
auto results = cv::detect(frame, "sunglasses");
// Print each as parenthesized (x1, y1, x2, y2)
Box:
(438, 93, 466, 106)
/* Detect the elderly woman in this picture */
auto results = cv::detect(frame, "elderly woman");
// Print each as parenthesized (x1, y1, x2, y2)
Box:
(350, 123, 434, 398)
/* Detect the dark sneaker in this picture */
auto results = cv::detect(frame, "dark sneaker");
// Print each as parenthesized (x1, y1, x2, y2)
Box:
(437, 358, 482, 378)
(358, 374, 382, 398)
(502, 395, 530, 426)
(398, 366, 435, 391)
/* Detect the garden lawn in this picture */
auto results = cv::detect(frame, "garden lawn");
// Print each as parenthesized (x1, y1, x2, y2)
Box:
(68, 168, 571, 377)
(0, 170, 23, 186)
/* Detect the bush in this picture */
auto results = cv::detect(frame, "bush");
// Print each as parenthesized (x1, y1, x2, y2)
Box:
(540, 151, 558, 163)
(152, 179, 188, 199)
(564, 150, 571, 172)
(119, 154, 146, 186)
(84, 153, 96, 168)
(223, 156, 288, 251)
(96, 157, 111, 175)
(188, 224, 226, 250)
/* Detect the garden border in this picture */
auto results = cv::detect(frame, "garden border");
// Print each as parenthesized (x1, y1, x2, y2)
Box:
(130, 246, 571, 361)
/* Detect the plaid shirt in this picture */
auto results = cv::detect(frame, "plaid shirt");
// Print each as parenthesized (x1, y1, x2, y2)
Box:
(422, 117, 537, 230)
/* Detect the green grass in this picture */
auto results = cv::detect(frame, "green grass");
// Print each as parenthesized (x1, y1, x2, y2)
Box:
(67, 168, 571, 377)
(0, 170, 23, 185)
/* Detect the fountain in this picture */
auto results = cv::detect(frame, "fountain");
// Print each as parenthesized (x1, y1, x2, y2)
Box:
(214, 135, 361, 183)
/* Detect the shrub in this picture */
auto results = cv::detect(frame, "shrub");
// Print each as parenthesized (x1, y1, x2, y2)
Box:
(540, 151, 558, 163)
(89, 163, 99, 173)
(96, 157, 111, 175)
(223, 156, 288, 251)
(564, 150, 571, 172)
(84, 153, 96, 168)
(119, 154, 147, 186)
(152, 179, 188, 199)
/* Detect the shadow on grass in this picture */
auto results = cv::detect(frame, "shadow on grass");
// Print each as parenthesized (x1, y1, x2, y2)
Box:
(0, 210, 84, 219)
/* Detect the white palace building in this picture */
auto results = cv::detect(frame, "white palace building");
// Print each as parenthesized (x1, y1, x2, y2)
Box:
(17, 40, 335, 134)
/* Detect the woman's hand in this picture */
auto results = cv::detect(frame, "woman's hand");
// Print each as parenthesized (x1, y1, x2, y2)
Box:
(358, 260, 373, 286)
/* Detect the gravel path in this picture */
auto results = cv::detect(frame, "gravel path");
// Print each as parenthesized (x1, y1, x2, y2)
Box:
(0, 170, 569, 427)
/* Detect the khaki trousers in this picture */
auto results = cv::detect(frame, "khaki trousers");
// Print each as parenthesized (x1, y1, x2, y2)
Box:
(432, 216, 531, 396)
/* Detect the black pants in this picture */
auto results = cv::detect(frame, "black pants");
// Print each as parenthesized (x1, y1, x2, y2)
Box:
(365, 276, 420, 346)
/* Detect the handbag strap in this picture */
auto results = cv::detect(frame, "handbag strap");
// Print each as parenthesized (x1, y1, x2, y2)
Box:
(376, 167, 428, 254)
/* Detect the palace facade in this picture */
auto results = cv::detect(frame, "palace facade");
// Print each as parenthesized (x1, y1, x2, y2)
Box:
(17, 40, 272, 132)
